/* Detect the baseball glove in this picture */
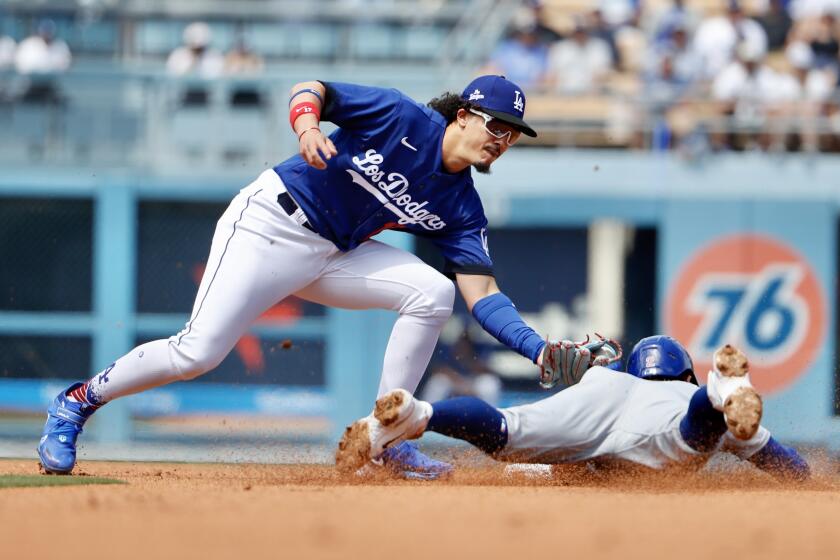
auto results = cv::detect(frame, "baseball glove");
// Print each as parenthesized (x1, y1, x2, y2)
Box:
(539, 333, 623, 389)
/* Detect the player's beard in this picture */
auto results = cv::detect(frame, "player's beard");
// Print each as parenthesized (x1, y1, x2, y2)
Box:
(473, 162, 492, 174)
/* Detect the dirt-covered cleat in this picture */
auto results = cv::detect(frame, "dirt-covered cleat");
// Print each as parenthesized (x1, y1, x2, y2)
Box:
(707, 344, 763, 440)
(335, 389, 433, 475)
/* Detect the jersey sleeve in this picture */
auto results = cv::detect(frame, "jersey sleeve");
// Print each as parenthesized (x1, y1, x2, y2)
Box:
(319, 81, 402, 131)
(431, 225, 494, 278)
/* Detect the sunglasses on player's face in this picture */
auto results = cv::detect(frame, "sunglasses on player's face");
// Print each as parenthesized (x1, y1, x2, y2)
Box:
(469, 108, 522, 146)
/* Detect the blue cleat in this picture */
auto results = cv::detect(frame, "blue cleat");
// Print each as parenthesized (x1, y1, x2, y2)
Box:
(37, 383, 98, 474)
(381, 441, 453, 480)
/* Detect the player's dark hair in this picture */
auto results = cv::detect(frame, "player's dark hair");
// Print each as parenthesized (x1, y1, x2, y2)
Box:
(428, 92, 475, 124)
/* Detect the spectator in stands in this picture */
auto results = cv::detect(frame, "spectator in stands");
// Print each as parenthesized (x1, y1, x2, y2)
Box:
(224, 34, 266, 108)
(14, 20, 71, 104)
(547, 18, 612, 94)
(166, 22, 224, 78)
(526, 0, 563, 44)
(588, 9, 620, 67)
(789, 0, 840, 21)
(483, 12, 549, 91)
(14, 20, 71, 75)
(645, 24, 701, 94)
(642, 24, 700, 150)
(658, 23, 701, 83)
(223, 35, 264, 76)
(757, 0, 794, 51)
(694, 1, 768, 79)
(786, 40, 835, 101)
(782, 40, 836, 149)
(613, 6, 648, 73)
(711, 41, 798, 150)
(599, 0, 636, 28)
(643, 0, 700, 46)
(804, 11, 840, 70)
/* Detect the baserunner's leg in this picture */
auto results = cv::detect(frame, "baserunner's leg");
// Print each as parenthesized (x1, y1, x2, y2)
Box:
(678, 386, 728, 453)
(426, 396, 508, 454)
(680, 344, 763, 452)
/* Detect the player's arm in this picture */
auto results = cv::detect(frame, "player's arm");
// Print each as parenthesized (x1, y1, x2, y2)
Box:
(456, 273, 619, 387)
(445, 226, 608, 381)
(722, 427, 810, 481)
(455, 273, 546, 366)
(288, 81, 337, 170)
(747, 436, 811, 482)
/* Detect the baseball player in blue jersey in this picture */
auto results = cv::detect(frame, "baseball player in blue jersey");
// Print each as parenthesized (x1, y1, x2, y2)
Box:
(335, 337, 810, 481)
(38, 75, 582, 479)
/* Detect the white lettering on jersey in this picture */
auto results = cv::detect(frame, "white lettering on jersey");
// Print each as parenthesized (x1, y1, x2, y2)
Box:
(349, 149, 447, 230)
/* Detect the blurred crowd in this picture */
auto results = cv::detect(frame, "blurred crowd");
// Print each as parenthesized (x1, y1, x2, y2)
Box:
(0, 20, 265, 79)
(0, 19, 265, 105)
(5, 1, 840, 151)
(165, 22, 265, 79)
(482, 0, 840, 152)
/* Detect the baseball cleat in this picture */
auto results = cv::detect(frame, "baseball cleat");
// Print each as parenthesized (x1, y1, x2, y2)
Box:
(335, 388, 434, 475)
(381, 441, 453, 480)
(707, 344, 763, 440)
(37, 383, 98, 474)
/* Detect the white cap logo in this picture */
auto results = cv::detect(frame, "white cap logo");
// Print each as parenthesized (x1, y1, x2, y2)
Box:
(468, 89, 485, 101)
(513, 90, 524, 112)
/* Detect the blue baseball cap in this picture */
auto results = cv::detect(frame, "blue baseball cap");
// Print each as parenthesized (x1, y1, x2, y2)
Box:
(461, 75, 537, 137)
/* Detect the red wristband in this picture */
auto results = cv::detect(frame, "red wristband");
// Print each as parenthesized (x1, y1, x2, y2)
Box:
(289, 102, 320, 128)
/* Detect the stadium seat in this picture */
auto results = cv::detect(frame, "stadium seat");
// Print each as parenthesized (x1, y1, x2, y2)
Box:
(349, 23, 398, 59)
(402, 25, 448, 60)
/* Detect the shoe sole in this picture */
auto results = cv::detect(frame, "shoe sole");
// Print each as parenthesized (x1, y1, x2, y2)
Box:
(39, 462, 72, 476)
(714, 344, 763, 440)
(37, 444, 74, 475)
(335, 420, 372, 475)
(335, 390, 416, 475)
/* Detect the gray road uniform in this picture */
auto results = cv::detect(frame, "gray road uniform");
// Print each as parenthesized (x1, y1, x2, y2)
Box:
(497, 367, 771, 469)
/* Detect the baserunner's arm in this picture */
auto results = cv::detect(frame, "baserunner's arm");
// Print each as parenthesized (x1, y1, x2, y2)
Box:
(747, 436, 810, 481)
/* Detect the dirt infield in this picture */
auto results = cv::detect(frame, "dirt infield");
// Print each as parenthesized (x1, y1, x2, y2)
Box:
(2, 457, 840, 560)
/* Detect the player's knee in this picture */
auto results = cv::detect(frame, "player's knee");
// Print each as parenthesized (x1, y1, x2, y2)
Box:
(419, 276, 455, 320)
(170, 340, 227, 380)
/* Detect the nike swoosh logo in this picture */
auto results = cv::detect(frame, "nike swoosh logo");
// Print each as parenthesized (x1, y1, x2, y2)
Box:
(400, 137, 418, 152)
(383, 435, 402, 449)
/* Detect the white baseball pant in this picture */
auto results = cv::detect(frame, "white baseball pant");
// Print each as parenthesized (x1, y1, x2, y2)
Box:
(88, 169, 455, 403)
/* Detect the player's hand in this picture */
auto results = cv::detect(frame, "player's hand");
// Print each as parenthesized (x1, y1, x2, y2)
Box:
(299, 128, 337, 170)
(539, 334, 623, 389)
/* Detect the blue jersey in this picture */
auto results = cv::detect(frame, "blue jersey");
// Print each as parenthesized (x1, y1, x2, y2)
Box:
(273, 81, 493, 277)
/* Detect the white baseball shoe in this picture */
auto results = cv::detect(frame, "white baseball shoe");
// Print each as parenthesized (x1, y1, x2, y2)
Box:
(706, 344, 763, 440)
(335, 389, 433, 474)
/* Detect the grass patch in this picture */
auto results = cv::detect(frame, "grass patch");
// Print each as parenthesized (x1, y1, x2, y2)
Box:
(0, 474, 125, 489)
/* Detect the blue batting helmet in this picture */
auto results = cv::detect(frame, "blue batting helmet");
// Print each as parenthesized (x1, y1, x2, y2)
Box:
(626, 335, 695, 382)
